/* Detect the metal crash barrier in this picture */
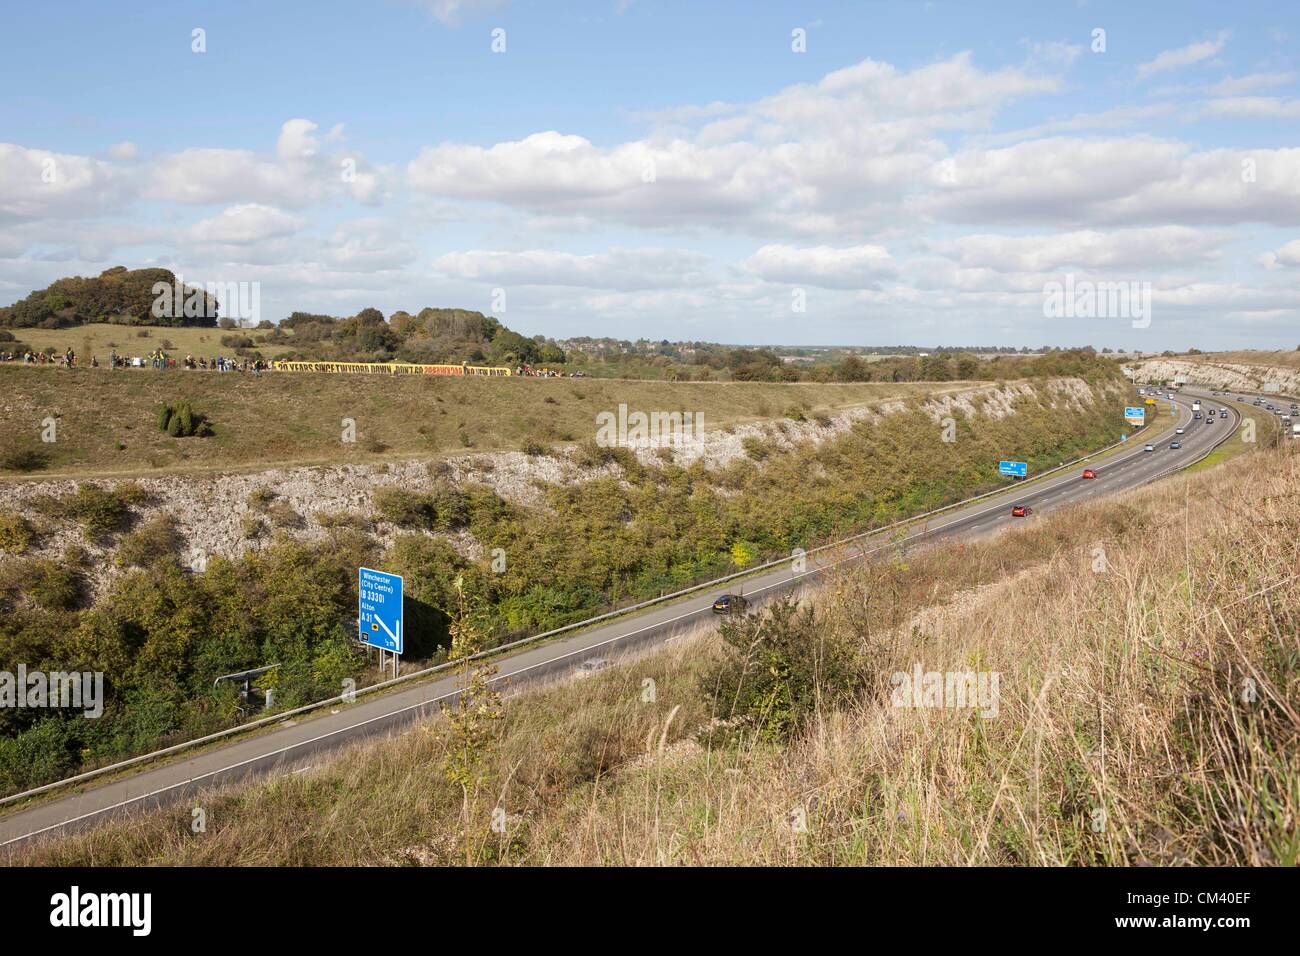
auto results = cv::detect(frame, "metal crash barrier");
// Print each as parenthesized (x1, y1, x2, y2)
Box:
(271, 360, 512, 376)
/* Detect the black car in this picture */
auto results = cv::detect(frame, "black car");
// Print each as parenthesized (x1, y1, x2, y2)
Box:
(712, 593, 749, 615)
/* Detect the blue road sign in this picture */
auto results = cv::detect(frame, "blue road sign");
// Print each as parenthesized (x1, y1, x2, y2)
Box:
(1124, 406, 1146, 425)
(998, 460, 1028, 477)
(359, 567, 404, 654)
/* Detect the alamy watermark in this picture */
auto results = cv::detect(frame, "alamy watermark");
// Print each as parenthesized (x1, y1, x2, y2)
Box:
(890, 663, 1000, 718)
(1043, 274, 1151, 329)
(0, 666, 103, 718)
(152, 274, 261, 327)
(595, 403, 704, 448)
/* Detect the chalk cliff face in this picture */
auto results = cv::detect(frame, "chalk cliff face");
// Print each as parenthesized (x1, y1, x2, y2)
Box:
(0, 377, 1119, 599)
(1131, 358, 1300, 396)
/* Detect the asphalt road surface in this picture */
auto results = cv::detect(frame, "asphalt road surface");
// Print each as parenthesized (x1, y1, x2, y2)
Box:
(0, 389, 1241, 850)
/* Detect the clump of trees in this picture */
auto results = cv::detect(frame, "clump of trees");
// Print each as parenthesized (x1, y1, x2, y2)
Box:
(157, 401, 213, 437)
(0, 267, 219, 329)
(265, 306, 567, 367)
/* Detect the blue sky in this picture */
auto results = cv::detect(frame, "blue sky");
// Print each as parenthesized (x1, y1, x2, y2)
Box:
(2, 0, 1298, 348)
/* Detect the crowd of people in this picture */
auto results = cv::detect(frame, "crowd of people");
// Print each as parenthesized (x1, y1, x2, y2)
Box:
(0, 346, 268, 374)
(2, 348, 569, 379)
(0, 347, 95, 367)
(514, 363, 582, 378)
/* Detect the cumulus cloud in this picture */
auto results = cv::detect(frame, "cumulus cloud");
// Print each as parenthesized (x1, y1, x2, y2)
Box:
(189, 204, 307, 244)
(407, 53, 1063, 236)
(0, 144, 126, 222)
(741, 243, 896, 289)
(932, 227, 1226, 272)
(147, 119, 385, 208)
(919, 139, 1300, 227)
(1261, 239, 1300, 269)
(431, 247, 714, 290)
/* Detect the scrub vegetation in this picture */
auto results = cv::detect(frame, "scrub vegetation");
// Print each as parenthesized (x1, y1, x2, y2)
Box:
(12, 446, 1294, 866)
(0, 364, 1123, 796)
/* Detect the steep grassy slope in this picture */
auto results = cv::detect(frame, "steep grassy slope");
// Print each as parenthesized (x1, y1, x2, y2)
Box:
(0, 375, 1127, 796)
(0, 364, 946, 478)
(0, 323, 299, 366)
(9, 444, 1293, 867)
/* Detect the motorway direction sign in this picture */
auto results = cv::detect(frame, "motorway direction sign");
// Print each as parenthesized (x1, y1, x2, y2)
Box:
(998, 460, 1028, 478)
(1124, 406, 1146, 425)
(359, 567, 404, 654)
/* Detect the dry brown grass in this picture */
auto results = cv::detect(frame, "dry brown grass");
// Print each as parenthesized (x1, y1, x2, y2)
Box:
(9, 447, 1297, 866)
(0, 364, 942, 479)
(1190, 350, 1300, 370)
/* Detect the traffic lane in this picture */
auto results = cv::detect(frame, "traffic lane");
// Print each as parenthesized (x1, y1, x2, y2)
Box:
(935, 396, 1224, 535)
(2, 395, 1197, 845)
(0, 392, 1201, 847)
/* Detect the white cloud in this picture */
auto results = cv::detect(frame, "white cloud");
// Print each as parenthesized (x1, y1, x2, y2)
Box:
(1261, 239, 1300, 269)
(107, 141, 139, 161)
(0, 144, 125, 222)
(933, 227, 1225, 272)
(431, 247, 714, 290)
(189, 204, 306, 244)
(1206, 71, 1296, 96)
(921, 139, 1300, 227)
(741, 243, 896, 288)
(1204, 96, 1300, 119)
(414, 0, 507, 26)
(1136, 33, 1229, 81)
(147, 119, 385, 208)
(407, 53, 1063, 236)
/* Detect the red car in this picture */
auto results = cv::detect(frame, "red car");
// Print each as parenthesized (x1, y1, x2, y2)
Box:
(1081, 468, 1097, 479)
(1011, 504, 1032, 517)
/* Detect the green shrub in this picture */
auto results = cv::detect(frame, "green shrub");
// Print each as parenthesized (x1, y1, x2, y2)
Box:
(741, 436, 770, 461)
(701, 596, 864, 742)
(316, 510, 373, 532)
(373, 487, 436, 528)
(267, 500, 305, 529)
(115, 514, 184, 568)
(157, 401, 213, 438)
(63, 484, 133, 538)
(0, 514, 34, 554)
(247, 488, 277, 510)
(521, 440, 551, 457)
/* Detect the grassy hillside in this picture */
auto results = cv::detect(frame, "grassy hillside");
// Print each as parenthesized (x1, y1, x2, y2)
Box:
(0, 364, 954, 478)
(11, 444, 1293, 866)
(0, 375, 1126, 795)
(1187, 350, 1300, 370)
(0, 323, 298, 367)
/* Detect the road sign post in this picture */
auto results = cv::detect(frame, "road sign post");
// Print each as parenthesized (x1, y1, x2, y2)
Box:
(1124, 406, 1146, 426)
(359, 568, 404, 677)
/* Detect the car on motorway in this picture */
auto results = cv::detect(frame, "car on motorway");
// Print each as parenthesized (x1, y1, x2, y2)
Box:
(1175, 427, 1185, 435)
(1193, 411, 1202, 419)
(1144, 443, 1155, 452)
(1011, 504, 1032, 517)
(712, 593, 749, 615)
(1170, 440, 1182, 449)
(1081, 468, 1097, 479)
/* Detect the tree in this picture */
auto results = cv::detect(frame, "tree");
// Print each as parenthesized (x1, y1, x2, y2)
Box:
(439, 576, 503, 860)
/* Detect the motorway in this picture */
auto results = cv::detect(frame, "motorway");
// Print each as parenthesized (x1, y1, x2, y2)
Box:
(0, 389, 1242, 850)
